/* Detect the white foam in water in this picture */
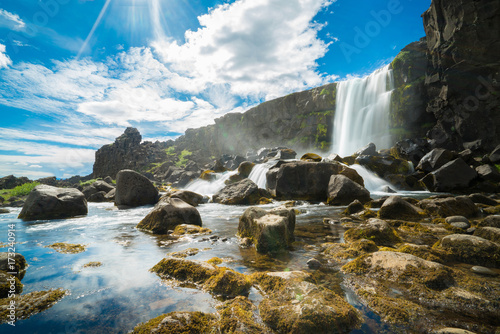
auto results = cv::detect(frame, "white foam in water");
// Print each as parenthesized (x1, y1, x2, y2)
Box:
(184, 170, 238, 196)
(349, 164, 397, 194)
(331, 65, 394, 157)
(248, 160, 276, 189)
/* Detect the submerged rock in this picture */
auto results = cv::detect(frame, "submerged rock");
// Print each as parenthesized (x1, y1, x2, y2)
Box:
(137, 197, 202, 235)
(327, 175, 371, 206)
(115, 169, 158, 208)
(18, 185, 87, 221)
(238, 207, 295, 254)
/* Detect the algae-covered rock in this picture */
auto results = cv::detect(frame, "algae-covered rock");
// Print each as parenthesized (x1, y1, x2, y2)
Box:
(47, 242, 86, 254)
(167, 248, 199, 258)
(300, 153, 322, 162)
(252, 272, 360, 334)
(343, 199, 365, 215)
(204, 269, 252, 298)
(216, 296, 270, 334)
(473, 227, 500, 244)
(131, 311, 217, 334)
(137, 197, 202, 234)
(434, 234, 500, 268)
(0, 289, 66, 324)
(322, 239, 379, 263)
(343, 218, 401, 247)
(0, 271, 22, 298)
(419, 196, 479, 218)
(172, 224, 211, 236)
(0, 252, 27, 278)
(378, 196, 426, 220)
(479, 215, 500, 228)
(238, 207, 295, 254)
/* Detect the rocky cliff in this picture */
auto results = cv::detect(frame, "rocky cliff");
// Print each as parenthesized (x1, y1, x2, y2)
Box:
(422, 0, 500, 151)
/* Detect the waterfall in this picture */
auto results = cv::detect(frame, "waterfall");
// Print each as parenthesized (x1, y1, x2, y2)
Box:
(349, 164, 396, 194)
(248, 160, 276, 189)
(184, 170, 238, 196)
(331, 65, 394, 156)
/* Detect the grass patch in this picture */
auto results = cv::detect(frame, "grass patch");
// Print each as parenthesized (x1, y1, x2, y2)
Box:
(175, 149, 192, 168)
(79, 179, 100, 187)
(0, 182, 41, 201)
(165, 146, 176, 156)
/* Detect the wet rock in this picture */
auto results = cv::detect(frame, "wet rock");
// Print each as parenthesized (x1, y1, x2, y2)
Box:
(355, 155, 411, 178)
(167, 248, 200, 258)
(88, 191, 107, 203)
(0, 253, 27, 278)
(237, 161, 256, 178)
(213, 179, 268, 205)
(238, 207, 295, 254)
(0, 209, 8, 214)
(433, 328, 478, 334)
(343, 251, 454, 290)
(327, 175, 371, 206)
(276, 148, 297, 160)
(104, 188, 115, 201)
(252, 271, 361, 334)
(489, 144, 500, 164)
(419, 196, 479, 218)
(240, 237, 253, 248)
(476, 164, 500, 182)
(0, 289, 66, 324)
(434, 234, 500, 268)
(172, 224, 211, 236)
(421, 158, 477, 192)
(115, 169, 158, 208)
(131, 311, 217, 334)
(354, 142, 377, 156)
(378, 196, 425, 221)
(322, 239, 379, 263)
(479, 215, 500, 228)
(470, 266, 498, 277)
(344, 199, 365, 215)
(344, 218, 401, 247)
(47, 242, 86, 254)
(300, 153, 322, 162)
(137, 197, 202, 235)
(468, 193, 498, 206)
(416, 148, 455, 173)
(169, 190, 204, 207)
(474, 227, 500, 244)
(217, 296, 269, 334)
(18, 185, 87, 221)
(445, 216, 470, 230)
(0, 271, 23, 298)
(306, 258, 321, 270)
(392, 138, 430, 165)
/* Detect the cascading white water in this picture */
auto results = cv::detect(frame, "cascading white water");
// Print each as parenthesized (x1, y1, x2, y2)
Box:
(331, 65, 394, 157)
(184, 170, 238, 196)
(248, 160, 276, 189)
(349, 164, 396, 194)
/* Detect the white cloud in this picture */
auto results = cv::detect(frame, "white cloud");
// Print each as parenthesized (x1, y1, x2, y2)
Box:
(0, 9, 25, 30)
(0, 44, 12, 68)
(152, 0, 335, 100)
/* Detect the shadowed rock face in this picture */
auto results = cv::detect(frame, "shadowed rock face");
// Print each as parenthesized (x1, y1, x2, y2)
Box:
(114, 169, 158, 208)
(18, 185, 87, 221)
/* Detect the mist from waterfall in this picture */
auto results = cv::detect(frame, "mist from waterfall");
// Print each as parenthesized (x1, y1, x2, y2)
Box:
(331, 65, 394, 156)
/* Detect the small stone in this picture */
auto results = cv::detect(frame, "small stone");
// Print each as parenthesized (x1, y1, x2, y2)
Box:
(209, 235, 218, 240)
(221, 237, 228, 242)
(323, 218, 340, 225)
(466, 227, 476, 235)
(306, 258, 321, 270)
(445, 216, 470, 229)
(470, 266, 498, 277)
(450, 222, 470, 230)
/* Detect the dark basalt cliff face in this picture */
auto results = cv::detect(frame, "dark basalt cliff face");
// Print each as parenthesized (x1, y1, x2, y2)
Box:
(422, 0, 500, 151)
(174, 82, 337, 157)
(93, 127, 171, 179)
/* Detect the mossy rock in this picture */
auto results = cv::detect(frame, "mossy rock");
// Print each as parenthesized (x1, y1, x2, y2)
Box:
(47, 242, 86, 254)
(216, 296, 267, 334)
(172, 224, 212, 236)
(82, 261, 102, 268)
(200, 170, 216, 181)
(204, 268, 252, 298)
(343, 218, 401, 247)
(300, 153, 322, 162)
(131, 311, 217, 334)
(167, 248, 200, 258)
(474, 227, 500, 244)
(434, 234, 500, 268)
(0, 271, 22, 298)
(151, 258, 217, 283)
(0, 289, 66, 324)
(0, 252, 27, 278)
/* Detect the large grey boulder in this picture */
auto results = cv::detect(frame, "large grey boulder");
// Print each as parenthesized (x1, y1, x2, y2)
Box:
(136, 197, 202, 234)
(416, 148, 455, 173)
(327, 174, 371, 206)
(115, 169, 158, 208)
(238, 207, 295, 253)
(213, 179, 267, 205)
(18, 185, 87, 221)
(378, 196, 425, 220)
(420, 158, 477, 192)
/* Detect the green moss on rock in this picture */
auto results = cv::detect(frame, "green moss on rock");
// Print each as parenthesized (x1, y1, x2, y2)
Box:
(132, 311, 217, 334)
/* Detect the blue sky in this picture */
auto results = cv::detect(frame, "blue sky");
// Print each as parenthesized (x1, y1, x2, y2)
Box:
(0, 0, 430, 179)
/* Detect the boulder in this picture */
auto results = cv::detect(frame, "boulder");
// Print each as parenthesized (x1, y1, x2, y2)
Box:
(18, 185, 87, 221)
(238, 207, 295, 253)
(355, 155, 411, 177)
(88, 191, 107, 203)
(354, 142, 377, 156)
(421, 158, 477, 192)
(378, 196, 425, 220)
(213, 179, 267, 205)
(0, 271, 23, 298)
(445, 216, 470, 230)
(0, 252, 27, 278)
(344, 218, 401, 246)
(434, 234, 500, 268)
(489, 144, 500, 164)
(392, 138, 430, 165)
(137, 197, 202, 235)
(474, 227, 500, 244)
(479, 215, 500, 228)
(476, 164, 500, 182)
(469, 193, 498, 206)
(104, 188, 116, 201)
(416, 148, 455, 173)
(327, 175, 371, 206)
(92, 180, 115, 193)
(300, 153, 322, 162)
(237, 161, 255, 178)
(344, 199, 365, 215)
(115, 169, 159, 208)
(419, 196, 479, 218)
(276, 148, 296, 159)
(169, 190, 204, 207)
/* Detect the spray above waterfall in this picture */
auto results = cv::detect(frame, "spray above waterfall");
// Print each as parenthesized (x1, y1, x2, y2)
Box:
(331, 65, 394, 157)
